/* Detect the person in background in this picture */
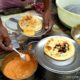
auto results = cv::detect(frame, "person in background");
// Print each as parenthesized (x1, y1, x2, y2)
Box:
(0, 0, 53, 52)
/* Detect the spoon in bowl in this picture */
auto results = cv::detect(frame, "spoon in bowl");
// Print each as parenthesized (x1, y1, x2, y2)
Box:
(12, 47, 26, 61)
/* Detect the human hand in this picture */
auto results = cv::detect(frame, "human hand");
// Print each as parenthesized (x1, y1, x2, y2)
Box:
(0, 25, 12, 51)
(43, 9, 53, 31)
(32, 3, 53, 30)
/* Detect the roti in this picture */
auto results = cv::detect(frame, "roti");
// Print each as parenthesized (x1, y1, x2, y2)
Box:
(44, 37, 75, 61)
(19, 14, 42, 37)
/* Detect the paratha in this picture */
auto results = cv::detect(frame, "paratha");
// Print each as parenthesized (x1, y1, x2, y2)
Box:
(44, 37, 75, 61)
(19, 14, 42, 37)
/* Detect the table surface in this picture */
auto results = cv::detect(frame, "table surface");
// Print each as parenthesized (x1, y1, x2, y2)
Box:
(0, 3, 80, 80)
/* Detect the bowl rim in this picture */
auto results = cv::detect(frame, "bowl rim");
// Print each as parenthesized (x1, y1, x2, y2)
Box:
(56, 0, 80, 17)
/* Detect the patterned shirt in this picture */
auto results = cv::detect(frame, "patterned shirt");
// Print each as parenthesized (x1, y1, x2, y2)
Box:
(0, 0, 44, 13)
(0, 0, 36, 10)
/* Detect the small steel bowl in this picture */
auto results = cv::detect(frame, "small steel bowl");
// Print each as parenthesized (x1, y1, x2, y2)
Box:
(26, 41, 38, 55)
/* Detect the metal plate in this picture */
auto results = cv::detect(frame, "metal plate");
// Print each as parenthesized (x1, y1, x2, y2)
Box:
(5, 15, 50, 38)
(35, 36, 80, 74)
(5, 16, 20, 31)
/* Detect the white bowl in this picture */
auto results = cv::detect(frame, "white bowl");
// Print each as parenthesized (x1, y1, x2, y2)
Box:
(56, 0, 80, 28)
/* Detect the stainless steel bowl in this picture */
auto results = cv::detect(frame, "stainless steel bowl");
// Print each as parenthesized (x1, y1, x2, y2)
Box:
(6, 15, 51, 39)
(35, 36, 80, 74)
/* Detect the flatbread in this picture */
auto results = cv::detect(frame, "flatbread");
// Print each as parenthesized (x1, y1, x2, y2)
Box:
(22, 29, 35, 37)
(19, 14, 42, 36)
(44, 37, 75, 60)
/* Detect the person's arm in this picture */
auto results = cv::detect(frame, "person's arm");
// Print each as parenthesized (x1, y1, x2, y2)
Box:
(0, 18, 12, 51)
(43, 0, 52, 12)
(43, 0, 53, 29)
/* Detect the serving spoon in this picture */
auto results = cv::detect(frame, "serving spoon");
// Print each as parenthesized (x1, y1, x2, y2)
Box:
(12, 47, 26, 61)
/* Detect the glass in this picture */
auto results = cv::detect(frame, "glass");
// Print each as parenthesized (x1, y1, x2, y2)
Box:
(71, 24, 80, 45)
